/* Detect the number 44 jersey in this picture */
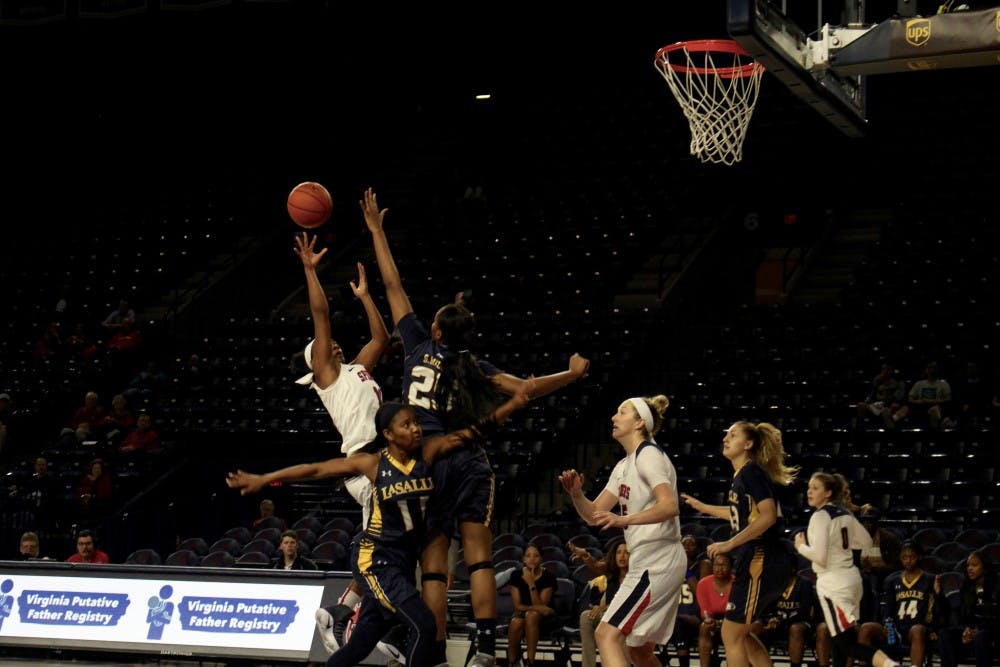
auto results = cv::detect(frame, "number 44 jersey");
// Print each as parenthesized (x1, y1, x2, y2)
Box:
(882, 570, 937, 631)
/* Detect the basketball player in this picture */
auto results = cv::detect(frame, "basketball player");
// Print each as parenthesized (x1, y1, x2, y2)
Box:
(291, 232, 388, 648)
(794, 472, 900, 667)
(559, 394, 685, 667)
(681, 421, 797, 667)
(361, 187, 589, 667)
(226, 396, 529, 667)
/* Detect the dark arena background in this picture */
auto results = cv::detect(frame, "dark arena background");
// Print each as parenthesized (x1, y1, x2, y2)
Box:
(1, 1, 998, 665)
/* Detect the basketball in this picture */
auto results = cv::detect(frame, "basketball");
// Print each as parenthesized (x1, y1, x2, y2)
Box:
(287, 182, 333, 229)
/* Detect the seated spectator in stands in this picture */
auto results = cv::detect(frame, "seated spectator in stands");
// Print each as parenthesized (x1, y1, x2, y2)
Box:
(273, 530, 317, 571)
(894, 361, 952, 429)
(252, 499, 287, 531)
(856, 363, 905, 428)
(859, 542, 941, 667)
(103, 394, 135, 442)
(108, 317, 142, 353)
(697, 552, 734, 667)
(67, 529, 110, 564)
(124, 360, 169, 399)
(35, 321, 62, 361)
(24, 457, 57, 529)
(118, 413, 159, 454)
(937, 549, 997, 667)
(580, 539, 629, 667)
(751, 558, 831, 667)
(178, 353, 208, 392)
(507, 544, 559, 667)
(952, 361, 990, 427)
(69, 391, 106, 430)
(64, 322, 97, 361)
(19, 531, 50, 560)
(102, 298, 135, 331)
(683, 533, 712, 581)
(76, 458, 113, 512)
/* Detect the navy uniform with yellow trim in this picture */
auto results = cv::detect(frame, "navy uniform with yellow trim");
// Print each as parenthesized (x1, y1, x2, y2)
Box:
(881, 569, 937, 640)
(355, 448, 434, 613)
(726, 459, 791, 624)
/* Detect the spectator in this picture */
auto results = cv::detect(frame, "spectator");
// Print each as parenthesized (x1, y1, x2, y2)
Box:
(937, 549, 998, 667)
(69, 391, 106, 431)
(24, 457, 57, 530)
(896, 361, 952, 429)
(102, 299, 135, 331)
(76, 458, 113, 513)
(119, 413, 159, 454)
(66, 529, 110, 564)
(35, 321, 62, 361)
(697, 552, 735, 667)
(108, 317, 142, 353)
(273, 530, 317, 571)
(19, 531, 49, 560)
(103, 394, 135, 442)
(178, 353, 208, 392)
(124, 360, 169, 399)
(507, 544, 558, 667)
(859, 505, 902, 621)
(252, 499, 287, 531)
(580, 539, 629, 667)
(856, 363, 905, 428)
(64, 322, 97, 361)
(684, 533, 713, 581)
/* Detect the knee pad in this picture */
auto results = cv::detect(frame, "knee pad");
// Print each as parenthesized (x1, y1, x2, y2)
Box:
(421, 572, 448, 585)
(467, 560, 493, 574)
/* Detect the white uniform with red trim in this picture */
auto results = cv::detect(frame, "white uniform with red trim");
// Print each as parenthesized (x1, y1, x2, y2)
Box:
(601, 441, 686, 646)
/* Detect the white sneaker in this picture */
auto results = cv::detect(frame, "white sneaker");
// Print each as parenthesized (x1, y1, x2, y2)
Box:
(314, 607, 340, 654)
(468, 653, 496, 667)
(376, 624, 407, 665)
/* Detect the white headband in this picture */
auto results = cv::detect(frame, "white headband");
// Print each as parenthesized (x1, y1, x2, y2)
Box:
(295, 340, 315, 386)
(627, 397, 656, 442)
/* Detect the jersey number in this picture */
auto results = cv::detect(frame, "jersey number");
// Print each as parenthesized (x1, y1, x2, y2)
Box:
(407, 366, 438, 410)
(896, 599, 919, 620)
(397, 496, 429, 533)
(841, 527, 850, 550)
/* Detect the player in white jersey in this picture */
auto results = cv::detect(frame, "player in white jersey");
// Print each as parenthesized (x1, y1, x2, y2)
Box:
(560, 394, 685, 667)
(291, 232, 389, 653)
(795, 472, 900, 667)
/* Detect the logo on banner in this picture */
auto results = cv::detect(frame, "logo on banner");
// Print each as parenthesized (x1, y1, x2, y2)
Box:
(180, 596, 299, 634)
(905, 18, 931, 47)
(146, 585, 175, 640)
(0, 580, 14, 630)
(17, 588, 130, 626)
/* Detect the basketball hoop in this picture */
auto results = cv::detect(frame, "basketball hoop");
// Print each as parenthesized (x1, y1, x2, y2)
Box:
(654, 40, 765, 166)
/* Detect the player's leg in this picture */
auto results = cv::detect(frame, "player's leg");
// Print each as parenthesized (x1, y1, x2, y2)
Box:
(507, 614, 525, 665)
(815, 622, 832, 667)
(627, 641, 664, 667)
(908, 624, 928, 667)
(788, 622, 808, 667)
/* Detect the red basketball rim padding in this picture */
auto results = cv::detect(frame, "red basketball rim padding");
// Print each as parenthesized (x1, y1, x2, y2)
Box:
(654, 39, 763, 78)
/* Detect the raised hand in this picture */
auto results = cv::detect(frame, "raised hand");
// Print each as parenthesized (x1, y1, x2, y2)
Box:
(359, 187, 388, 233)
(225, 470, 265, 496)
(350, 262, 369, 298)
(293, 232, 328, 269)
(559, 469, 585, 496)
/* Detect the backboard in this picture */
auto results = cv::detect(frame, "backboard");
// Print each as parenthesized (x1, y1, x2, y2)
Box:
(727, 0, 1000, 136)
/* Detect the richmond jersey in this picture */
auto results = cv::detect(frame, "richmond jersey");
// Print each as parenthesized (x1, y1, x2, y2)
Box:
(602, 441, 681, 553)
(882, 570, 937, 630)
(729, 461, 785, 550)
(397, 313, 500, 434)
(312, 362, 382, 455)
(365, 449, 434, 563)
(797, 504, 872, 576)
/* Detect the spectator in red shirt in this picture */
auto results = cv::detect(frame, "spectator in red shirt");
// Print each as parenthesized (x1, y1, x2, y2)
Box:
(66, 530, 110, 564)
(70, 391, 106, 430)
(119, 413, 159, 454)
(76, 458, 113, 512)
(697, 552, 736, 667)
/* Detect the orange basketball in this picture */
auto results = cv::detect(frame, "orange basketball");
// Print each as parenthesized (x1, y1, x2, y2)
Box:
(287, 182, 333, 229)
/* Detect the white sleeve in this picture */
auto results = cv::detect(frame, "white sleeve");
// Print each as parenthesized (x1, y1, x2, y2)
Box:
(636, 446, 674, 490)
(797, 510, 830, 568)
(848, 515, 873, 550)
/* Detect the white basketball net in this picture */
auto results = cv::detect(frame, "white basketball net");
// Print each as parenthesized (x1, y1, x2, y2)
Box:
(655, 43, 765, 166)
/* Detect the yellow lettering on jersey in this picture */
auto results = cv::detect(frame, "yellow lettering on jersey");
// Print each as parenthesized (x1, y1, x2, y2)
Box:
(379, 477, 434, 501)
(421, 354, 443, 370)
(896, 589, 926, 600)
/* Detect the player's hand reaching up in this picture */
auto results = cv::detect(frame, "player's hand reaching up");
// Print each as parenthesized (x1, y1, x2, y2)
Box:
(293, 232, 328, 269)
(349, 262, 369, 298)
(226, 470, 265, 496)
(359, 188, 388, 233)
(559, 469, 585, 496)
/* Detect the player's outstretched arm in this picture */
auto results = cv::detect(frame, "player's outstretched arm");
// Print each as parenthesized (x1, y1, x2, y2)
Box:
(493, 353, 589, 400)
(680, 493, 730, 521)
(226, 454, 378, 495)
(349, 262, 390, 371)
(559, 469, 617, 527)
(360, 187, 413, 327)
(294, 232, 336, 388)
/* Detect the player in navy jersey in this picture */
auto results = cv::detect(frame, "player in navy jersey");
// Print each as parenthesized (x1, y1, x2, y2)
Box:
(751, 556, 831, 667)
(226, 396, 529, 667)
(682, 421, 798, 667)
(859, 541, 941, 667)
(362, 187, 589, 666)
(795, 472, 900, 667)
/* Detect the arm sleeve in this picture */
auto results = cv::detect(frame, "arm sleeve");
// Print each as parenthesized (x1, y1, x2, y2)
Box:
(796, 511, 830, 568)
(636, 445, 675, 490)
(396, 313, 428, 355)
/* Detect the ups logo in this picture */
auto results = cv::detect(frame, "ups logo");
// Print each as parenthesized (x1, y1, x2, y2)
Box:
(906, 18, 931, 46)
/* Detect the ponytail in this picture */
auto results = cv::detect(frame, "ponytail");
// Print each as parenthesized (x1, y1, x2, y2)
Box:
(736, 421, 798, 486)
(438, 350, 505, 432)
(643, 394, 670, 438)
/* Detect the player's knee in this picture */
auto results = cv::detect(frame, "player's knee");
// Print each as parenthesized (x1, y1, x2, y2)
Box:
(909, 624, 927, 641)
(789, 622, 807, 640)
(595, 622, 621, 646)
